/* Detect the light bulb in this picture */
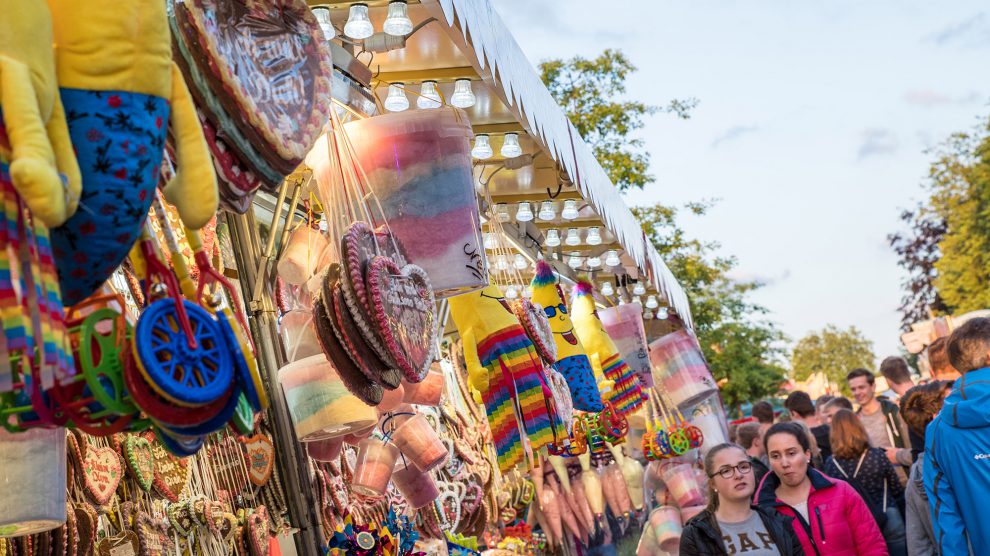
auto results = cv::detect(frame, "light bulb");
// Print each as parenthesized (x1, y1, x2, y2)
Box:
(657, 307, 669, 320)
(312, 7, 336, 40)
(384, 83, 409, 112)
(633, 296, 642, 305)
(522, 287, 533, 299)
(516, 202, 534, 222)
(495, 203, 509, 223)
(501, 133, 523, 158)
(417, 81, 442, 109)
(561, 199, 579, 220)
(496, 255, 509, 271)
(568, 252, 582, 269)
(564, 228, 581, 246)
(513, 254, 528, 270)
(471, 134, 493, 159)
(483, 233, 497, 250)
(605, 250, 621, 267)
(382, 1, 413, 36)
(587, 255, 601, 268)
(544, 229, 561, 247)
(538, 201, 556, 221)
(633, 282, 646, 296)
(585, 227, 602, 246)
(646, 295, 659, 309)
(344, 4, 374, 39)
(450, 79, 476, 108)
(505, 285, 519, 300)
(601, 282, 614, 296)
(644, 310, 654, 320)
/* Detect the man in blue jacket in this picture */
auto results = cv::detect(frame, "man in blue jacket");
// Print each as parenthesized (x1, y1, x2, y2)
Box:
(924, 317, 990, 556)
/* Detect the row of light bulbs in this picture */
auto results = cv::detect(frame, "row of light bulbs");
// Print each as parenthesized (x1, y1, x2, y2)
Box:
(493, 200, 580, 223)
(472, 133, 522, 159)
(384, 79, 477, 112)
(312, 2, 415, 41)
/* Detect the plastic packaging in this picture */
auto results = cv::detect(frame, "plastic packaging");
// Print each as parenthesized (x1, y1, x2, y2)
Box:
(352, 438, 400, 496)
(276, 226, 328, 285)
(401, 369, 444, 406)
(599, 302, 652, 388)
(659, 462, 705, 508)
(279, 309, 323, 362)
(277, 354, 378, 441)
(649, 330, 718, 408)
(650, 505, 683, 553)
(390, 414, 448, 472)
(390, 461, 439, 508)
(684, 393, 730, 456)
(0, 427, 67, 537)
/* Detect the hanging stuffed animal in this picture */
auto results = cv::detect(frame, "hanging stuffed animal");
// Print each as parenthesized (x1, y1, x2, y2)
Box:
(530, 260, 605, 413)
(0, 0, 81, 227)
(48, 0, 218, 305)
(571, 281, 646, 415)
(448, 282, 562, 473)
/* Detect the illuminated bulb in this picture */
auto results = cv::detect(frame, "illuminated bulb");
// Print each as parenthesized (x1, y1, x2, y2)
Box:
(471, 134, 493, 159)
(646, 295, 659, 309)
(501, 133, 523, 158)
(538, 201, 556, 221)
(312, 7, 336, 40)
(644, 310, 654, 320)
(657, 306, 669, 320)
(516, 202, 534, 222)
(564, 228, 581, 246)
(513, 254, 528, 270)
(382, 1, 413, 36)
(450, 79, 476, 108)
(605, 250, 621, 267)
(344, 3, 374, 40)
(417, 81, 442, 109)
(495, 203, 509, 223)
(544, 229, 561, 247)
(505, 285, 519, 300)
(587, 255, 601, 268)
(568, 252, 582, 269)
(561, 199, 579, 220)
(585, 227, 602, 246)
(522, 287, 533, 299)
(384, 83, 409, 112)
(483, 233, 497, 250)
(496, 255, 509, 271)
(633, 282, 646, 296)
(601, 282, 614, 296)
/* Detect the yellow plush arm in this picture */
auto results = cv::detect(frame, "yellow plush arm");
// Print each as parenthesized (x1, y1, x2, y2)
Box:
(45, 94, 80, 217)
(1, 56, 66, 226)
(163, 63, 217, 230)
(461, 328, 489, 394)
(589, 352, 614, 393)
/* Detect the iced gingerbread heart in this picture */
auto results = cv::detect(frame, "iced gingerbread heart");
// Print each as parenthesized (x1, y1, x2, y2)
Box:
(240, 434, 275, 487)
(245, 507, 270, 556)
(312, 293, 383, 406)
(83, 447, 123, 506)
(124, 435, 156, 492)
(143, 433, 190, 502)
(513, 299, 557, 364)
(365, 257, 437, 382)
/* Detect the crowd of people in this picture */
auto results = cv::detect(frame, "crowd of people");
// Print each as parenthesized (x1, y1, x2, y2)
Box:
(678, 316, 990, 556)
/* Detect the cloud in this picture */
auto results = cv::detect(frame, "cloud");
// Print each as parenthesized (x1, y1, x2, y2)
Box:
(930, 13, 990, 47)
(904, 89, 984, 106)
(857, 128, 899, 160)
(727, 269, 791, 287)
(711, 125, 759, 148)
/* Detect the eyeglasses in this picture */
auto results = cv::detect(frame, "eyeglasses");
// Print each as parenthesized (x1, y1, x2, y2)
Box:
(543, 303, 568, 318)
(710, 461, 753, 479)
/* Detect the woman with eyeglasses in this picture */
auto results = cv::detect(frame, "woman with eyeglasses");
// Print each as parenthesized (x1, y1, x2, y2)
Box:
(755, 422, 887, 556)
(680, 442, 803, 556)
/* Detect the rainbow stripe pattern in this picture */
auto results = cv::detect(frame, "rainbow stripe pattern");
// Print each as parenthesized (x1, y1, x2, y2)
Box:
(602, 353, 646, 414)
(477, 324, 561, 472)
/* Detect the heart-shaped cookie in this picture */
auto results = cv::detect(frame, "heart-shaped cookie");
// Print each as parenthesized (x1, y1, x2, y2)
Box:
(245, 507, 269, 556)
(240, 434, 275, 487)
(124, 435, 155, 492)
(95, 531, 139, 556)
(434, 482, 462, 532)
(513, 299, 557, 364)
(145, 434, 190, 502)
(135, 512, 169, 556)
(366, 257, 437, 382)
(166, 502, 195, 537)
(312, 293, 383, 406)
(462, 480, 484, 516)
(208, 436, 249, 495)
(83, 447, 123, 506)
(75, 504, 97, 556)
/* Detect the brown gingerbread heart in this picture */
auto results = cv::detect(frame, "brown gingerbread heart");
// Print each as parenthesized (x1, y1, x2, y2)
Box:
(312, 293, 382, 406)
(513, 299, 557, 364)
(135, 511, 167, 556)
(144, 433, 190, 502)
(95, 531, 139, 556)
(74, 504, 97, 556)
(124, 435, 155, 492)
(83, 447, 123, 506)
(365, 257, 437, 382)
(240, 434, 275, 487)
(245, 507, 269, 556)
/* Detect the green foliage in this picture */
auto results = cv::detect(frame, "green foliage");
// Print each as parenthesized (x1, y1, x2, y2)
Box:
(790, 325, 876, 395)
(539, 49, 697, 191)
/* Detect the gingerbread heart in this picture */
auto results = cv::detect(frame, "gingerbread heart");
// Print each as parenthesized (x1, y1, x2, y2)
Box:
(218, 513, 239, 544)
(245, 507, 269, 556)
(135, 512, 168, 556)
(312, 293, 383, 406)
(83, 447, 123, 506)
(75, 504, 97, 556)
(208, 436, 249, 495)
(434, 482, 462, 532)
(513, 299, 557, 364)
(240, 434, 275, 487)
(95, 531, 139, 556)
(462, 479, 484, 516)
(124, 435, 155, 492)
(145, 434, 190, 502)
(166, 502, 195, 537)
(366, 257, 437, 382)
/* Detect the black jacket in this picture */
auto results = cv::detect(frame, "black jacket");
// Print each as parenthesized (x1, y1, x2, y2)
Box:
(679, 506, 805, 556)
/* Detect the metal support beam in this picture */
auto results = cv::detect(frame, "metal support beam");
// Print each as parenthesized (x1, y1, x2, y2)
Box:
(375, 66, 478, 84)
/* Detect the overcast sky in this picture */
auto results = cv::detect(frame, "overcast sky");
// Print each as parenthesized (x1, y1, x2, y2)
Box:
(493, 0, 990, 360)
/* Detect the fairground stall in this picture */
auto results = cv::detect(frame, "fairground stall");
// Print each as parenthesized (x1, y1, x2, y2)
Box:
(0, 1, 728, 555)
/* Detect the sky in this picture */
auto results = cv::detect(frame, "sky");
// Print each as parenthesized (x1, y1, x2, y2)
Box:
(492, 0, 990, 360)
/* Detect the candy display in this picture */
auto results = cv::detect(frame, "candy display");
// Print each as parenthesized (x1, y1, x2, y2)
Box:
(277, 354, 378, 441)
(650, 505, 683, 553)
(352, 438, 400, 496)
(599, 302, 652, 388)
(650, 329, 719, 408)
(0, 427, 66, 537)
(390, 414, 449, 472)
(658, 462, 706, 508)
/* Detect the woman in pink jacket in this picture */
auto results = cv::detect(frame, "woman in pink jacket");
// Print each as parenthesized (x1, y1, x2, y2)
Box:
(754, 422, 888, 556)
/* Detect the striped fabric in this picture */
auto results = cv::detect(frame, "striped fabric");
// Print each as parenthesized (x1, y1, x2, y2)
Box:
(478, 324, 561, 472)
(602, 353, 646, 414)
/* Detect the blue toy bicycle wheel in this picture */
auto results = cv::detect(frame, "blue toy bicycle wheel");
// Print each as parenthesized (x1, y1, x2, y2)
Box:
(216, 311, 262, 412)
(159, 384, 241, 437)
(154, 425, 206, 457)
(135, 299, 232, 407)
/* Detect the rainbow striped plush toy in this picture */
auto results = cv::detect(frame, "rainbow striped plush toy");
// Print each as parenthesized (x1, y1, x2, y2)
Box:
(448, 282, 562, 472)
(571, 281, 646, 415)
(531, 261, 604, 413)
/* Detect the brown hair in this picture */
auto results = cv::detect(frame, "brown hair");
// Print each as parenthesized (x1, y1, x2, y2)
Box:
(947, 318, 990, 373)
(736, 422, 761, 450)
(846, 368, 875, 385)
(751, 401, 775, 424)
(785, 391, 816, 418)
(880, 356, 913, 385)
(829, 409, 870, 459)
(927, 337, 953, 375)
(900, 381, 952, 437)
(703, 442, 748, 513)
(824, 396, 853, 412)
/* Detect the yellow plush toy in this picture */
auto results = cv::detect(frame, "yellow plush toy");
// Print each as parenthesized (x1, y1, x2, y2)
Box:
(0, 0, 81, 227)
(531, 261, 605, 413)
(47, 0, 219, 305)
(570, 281, 645, 415)
(449, 282, 562, 472)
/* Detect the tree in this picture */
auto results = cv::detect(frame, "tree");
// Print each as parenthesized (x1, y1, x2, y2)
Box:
(791, 325, 876, 395)
(887, 206, 947, 330)
(539, 49, 697, 191)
